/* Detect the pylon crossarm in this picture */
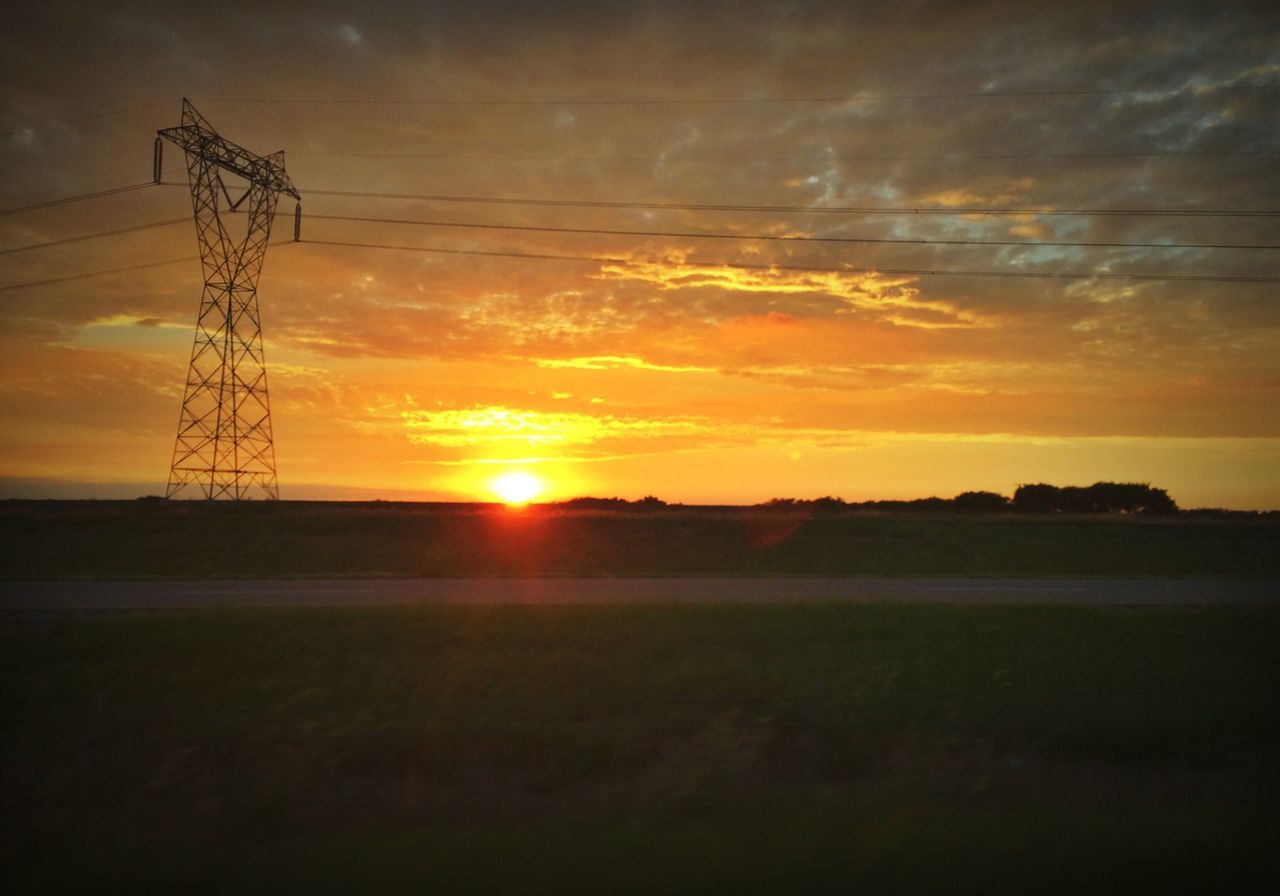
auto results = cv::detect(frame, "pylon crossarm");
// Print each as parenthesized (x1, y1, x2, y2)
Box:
(159, 100, 299, 200)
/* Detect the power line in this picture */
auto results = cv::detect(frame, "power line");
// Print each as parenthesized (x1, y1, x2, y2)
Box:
(204, 84, 1279, 106)
(1, 235, 1270, 294)
(299, 237, 1280, 284)
(303, 188, 1280, 219)
(0, 182, 158, 217)
(307, 212, 1280, 252)
(0, 173, 169, 204)
(0, 235, 299, 292)
(0, 256, 196, 292)
(0, 100, 172, 140)
(292, 149, 1280, 163)
(0, 218, 188, 255)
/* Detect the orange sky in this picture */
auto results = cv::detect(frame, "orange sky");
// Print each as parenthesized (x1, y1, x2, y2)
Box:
(2, 2, 1278, 508)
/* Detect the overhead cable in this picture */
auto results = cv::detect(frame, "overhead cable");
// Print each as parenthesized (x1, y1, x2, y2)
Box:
(0, 218, 188, 255)
(204, 84, 1280, 106)
(0, 256, 196, 292)
(0, 182, 158, 217)
(0, 100, 172, 140)
(0, 235, 298, 293)
(303, 188, 1280, 219)
(306, 211, 1280, 252)
(292, 149, 1280, 162)
(299, 238, 1280, 284)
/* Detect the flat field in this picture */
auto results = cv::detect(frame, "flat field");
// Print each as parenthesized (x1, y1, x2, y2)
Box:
(2, 500, 1277, 579)
(3, 604, 1277, 892)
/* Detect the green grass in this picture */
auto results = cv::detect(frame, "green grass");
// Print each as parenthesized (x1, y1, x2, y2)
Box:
(3, 604, 1278, 892)
(2, 500, 1278, 578)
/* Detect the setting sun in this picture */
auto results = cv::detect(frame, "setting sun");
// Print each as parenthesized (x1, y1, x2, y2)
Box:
(490, 471, 545, 505)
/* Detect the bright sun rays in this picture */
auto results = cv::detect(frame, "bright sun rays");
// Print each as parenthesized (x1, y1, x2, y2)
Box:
(489, 471, 545, 505)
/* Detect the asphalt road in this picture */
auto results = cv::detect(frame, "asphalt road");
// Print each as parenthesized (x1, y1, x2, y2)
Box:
(1, 577, 1277, 610)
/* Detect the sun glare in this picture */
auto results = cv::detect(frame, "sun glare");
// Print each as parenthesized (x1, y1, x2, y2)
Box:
(490, 471, 545, 506)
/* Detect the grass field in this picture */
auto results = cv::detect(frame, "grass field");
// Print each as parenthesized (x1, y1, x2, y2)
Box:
(2, 500, 1278, 579)
(4, 603, 1278, 892)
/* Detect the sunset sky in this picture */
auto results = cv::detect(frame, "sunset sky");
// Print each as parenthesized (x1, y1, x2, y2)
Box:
(2, 1, 1278, 508)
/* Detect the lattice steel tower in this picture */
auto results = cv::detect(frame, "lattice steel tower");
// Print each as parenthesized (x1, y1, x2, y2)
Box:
(158, 99, 299, 499)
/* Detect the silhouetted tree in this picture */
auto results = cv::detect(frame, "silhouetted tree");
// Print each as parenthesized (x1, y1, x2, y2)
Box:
(559, 497, 630, 509)
(953, 490, 1010, 512)
(1013, 482, 1178, 514)
(1012, 483, 1061, 512)
(811, 496, 848, 512)
(913, 497, 950, 511)
(1057, 486, 1093, 513)
(1086, 482, 1178, 514)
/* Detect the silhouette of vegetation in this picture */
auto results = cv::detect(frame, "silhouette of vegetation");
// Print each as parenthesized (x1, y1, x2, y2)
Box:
(557, 495, 670, 510)
(762, 483, 1174, 515)
(952, 490, 1011, 512)
(1012, 482, 1178, 514)
(1012, 483, 1062, 513)
(556, 496, 633, 510)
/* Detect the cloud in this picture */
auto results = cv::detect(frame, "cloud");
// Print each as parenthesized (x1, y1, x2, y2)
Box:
(2, 1, 1278, 501)
(593, 256, 988, 328)
(400, 405, 710, 449)
(533, 355, 714, 373)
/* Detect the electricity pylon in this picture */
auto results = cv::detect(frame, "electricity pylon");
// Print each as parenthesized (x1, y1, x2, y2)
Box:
(158, 99, 299, 499)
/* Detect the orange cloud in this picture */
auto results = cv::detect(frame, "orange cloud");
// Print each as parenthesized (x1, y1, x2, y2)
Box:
(593, 255, 989, 329)
(532, 355, 714, 373)
(400, 405, 710, 450)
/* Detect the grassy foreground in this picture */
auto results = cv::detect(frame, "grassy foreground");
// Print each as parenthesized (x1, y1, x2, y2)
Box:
(3, 603, 1278, 893)
(3, 500, 1278, 578)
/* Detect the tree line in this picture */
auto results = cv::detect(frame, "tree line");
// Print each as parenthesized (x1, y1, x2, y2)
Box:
(762, 482, 1178, 514)
(558, 482, 1179, 514)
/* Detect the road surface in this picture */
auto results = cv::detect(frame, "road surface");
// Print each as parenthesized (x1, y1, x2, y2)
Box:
(1, 577, 1277, 610)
